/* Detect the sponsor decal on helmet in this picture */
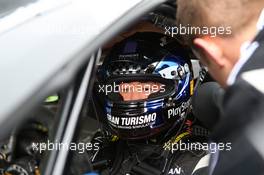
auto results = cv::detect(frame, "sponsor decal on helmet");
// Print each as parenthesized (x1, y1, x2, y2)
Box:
(167, 99, 191, 119)
(107, 113, 156, 129)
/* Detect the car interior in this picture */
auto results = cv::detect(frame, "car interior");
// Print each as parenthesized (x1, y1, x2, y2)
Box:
(0, 1, 216, 175)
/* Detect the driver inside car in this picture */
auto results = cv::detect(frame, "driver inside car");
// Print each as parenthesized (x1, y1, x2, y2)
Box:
(84, 31, 211, 175)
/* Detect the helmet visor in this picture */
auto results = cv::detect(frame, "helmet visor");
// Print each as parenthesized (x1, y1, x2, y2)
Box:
(100, 76, 177, 102)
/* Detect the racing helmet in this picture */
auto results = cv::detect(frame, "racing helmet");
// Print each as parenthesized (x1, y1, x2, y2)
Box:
(97, 32, 194, 139)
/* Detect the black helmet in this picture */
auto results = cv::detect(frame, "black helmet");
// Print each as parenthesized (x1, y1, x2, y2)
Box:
(97, 32, 194, 139)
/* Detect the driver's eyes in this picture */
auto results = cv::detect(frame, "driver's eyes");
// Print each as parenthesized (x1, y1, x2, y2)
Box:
(121, 86, 129, 92)
(123, 88, 129, 92)
(144, 87, 149, 91)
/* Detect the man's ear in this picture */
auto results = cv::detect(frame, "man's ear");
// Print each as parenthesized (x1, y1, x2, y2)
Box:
(193, 37, 225, 67)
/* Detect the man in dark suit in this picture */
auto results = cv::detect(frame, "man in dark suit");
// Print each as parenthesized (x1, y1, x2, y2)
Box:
(176, 0, 264, 174)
